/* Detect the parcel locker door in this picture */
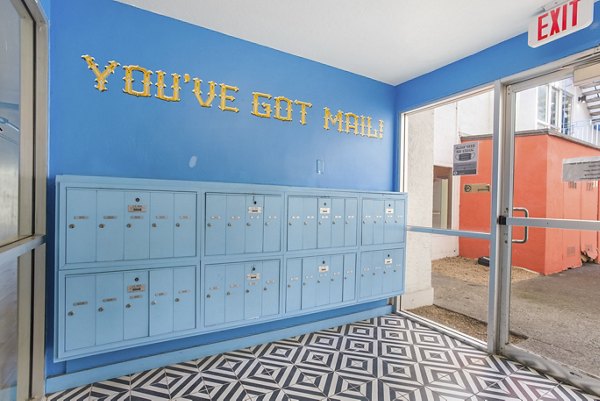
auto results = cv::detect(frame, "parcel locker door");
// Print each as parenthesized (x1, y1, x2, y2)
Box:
(174, 193, 197, 257)
(65, 275, 95, 351)
(287, 197, 303, 251)
(173, 267, 196, 331)
(204, 266, 225, 327)
(317, 198, 332, 249)
(371, 251, 384, 296)
(225, 264, 244, 323)
(395, 199, 406, 243)
(226, 195, 245, 255)
(384, 200, 400, 244)
(95, 272, 124, 345)
(331, 198, 345, 248)
(315, 256, 331, 307)
(124, 192, 150, 260)
(205, 194, 226, 256)
(149, 268, 174, 336)
(342, 254, 356, 302)
(150, 192, 174, 259)
(244, 262, 262, 320)
(123, 271, 149, 340)
(261, 260, 280, 317)
(361, 200, 374, 246)
(302, 197, 318, 250)
(96, 190, 124, 261)
(329, 254, 344, 304)
(344, 198, 358, 247)
(263, 196, 282, 252)
(372, 200, 385, 245)
(285, 259, 302, 313)
(245, 195, 264, 253)
(301, 257, 317, 310)
(358, 252, 373, 299)
(66, 189, 96, 264)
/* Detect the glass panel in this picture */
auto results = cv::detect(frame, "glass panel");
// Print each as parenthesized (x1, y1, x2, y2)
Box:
(404, 89, 494, 233)
(0, 258, 18, 401)
(508, 226, 600, 378)
(0, 0, 22, 246)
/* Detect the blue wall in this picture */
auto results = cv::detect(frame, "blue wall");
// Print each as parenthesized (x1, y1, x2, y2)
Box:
(46, 0, 395, 377)
(395, 3, 600, 114)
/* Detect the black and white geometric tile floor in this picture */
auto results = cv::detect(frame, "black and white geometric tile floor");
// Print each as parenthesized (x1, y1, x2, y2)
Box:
(46, 313, 599, 401)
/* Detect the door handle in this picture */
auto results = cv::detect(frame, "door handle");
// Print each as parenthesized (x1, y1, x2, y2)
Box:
(512, 207, 529, 244)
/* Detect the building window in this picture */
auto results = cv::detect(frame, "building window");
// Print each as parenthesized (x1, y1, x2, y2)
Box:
(536, 83, 573, 134)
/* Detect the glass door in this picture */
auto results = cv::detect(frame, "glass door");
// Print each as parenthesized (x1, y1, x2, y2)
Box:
(499, 61, 600, 396)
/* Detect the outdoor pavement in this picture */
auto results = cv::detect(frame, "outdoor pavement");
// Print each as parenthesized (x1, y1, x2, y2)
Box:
(432, 263, 600, 378)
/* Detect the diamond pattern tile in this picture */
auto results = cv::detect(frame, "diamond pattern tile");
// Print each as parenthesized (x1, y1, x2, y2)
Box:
(46, 313, 600, 401)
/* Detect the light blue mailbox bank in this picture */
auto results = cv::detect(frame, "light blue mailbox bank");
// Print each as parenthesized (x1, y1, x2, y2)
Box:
(54, 175, 407, 361)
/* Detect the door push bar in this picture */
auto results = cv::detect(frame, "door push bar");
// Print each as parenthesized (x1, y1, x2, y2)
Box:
(511, 207, 529, 244)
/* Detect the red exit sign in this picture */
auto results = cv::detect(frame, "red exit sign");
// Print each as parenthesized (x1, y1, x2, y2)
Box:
(528, 0, 594, 48)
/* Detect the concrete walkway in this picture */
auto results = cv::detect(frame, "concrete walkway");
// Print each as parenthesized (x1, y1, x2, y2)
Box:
(433, 263, 600, 378)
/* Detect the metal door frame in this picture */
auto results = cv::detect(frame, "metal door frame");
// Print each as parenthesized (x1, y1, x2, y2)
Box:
(494, 48, 600, 397)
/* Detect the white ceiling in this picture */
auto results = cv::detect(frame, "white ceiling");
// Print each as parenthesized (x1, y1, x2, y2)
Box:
(117, 0, 554, 85)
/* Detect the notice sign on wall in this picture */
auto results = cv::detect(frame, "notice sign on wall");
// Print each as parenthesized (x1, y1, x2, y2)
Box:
(453, 142, 478, 176)
(528, 0, 594, 48)
(563, 156, 600, 181)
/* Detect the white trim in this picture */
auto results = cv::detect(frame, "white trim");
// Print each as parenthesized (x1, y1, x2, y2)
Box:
(407, 226, 490, 240)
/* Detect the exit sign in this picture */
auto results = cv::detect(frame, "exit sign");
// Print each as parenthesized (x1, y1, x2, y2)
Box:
(528, 0, 594, 48)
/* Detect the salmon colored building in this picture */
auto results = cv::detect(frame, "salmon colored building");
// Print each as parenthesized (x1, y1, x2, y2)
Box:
(459, 131, 600, 275)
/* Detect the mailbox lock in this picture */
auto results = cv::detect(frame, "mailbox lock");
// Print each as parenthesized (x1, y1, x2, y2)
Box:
(331, 278, 334, 281)
(175, 297, 180, 302)
(206, 294, 211, 298)
(67, 311, 74, 316)
(176, 223, 181, 227)
(318, 222, 322, 225)
(135, 197, 141, 202)
(265, 222, 269, 226)
(287, 284, 291, 288)
(332, 221, 336, 225)
(304, 221, 308, 225)
(152, 223, 157, 228)
(251, 266, 256, 271)
(69, 224, 75, 229)
(99, 224, 105, 229)
(303, 282, 307, 286)
(125, 304, 132, 308)
(98, 307, 104, 312)
(346, 221, 349, 224)
(228, 222, 232, 227)
(288, 222, 292, 226)
(317, 280, 321, 283)
(264, 287, 268, 291)
(207, 223, 212, 227)
(246, 289, 250, 293)
(151, 301, 157, 305)
(126, 223, 132, 228)
(246, 222, 251, 226)
(226, 292, 231, 296)
(372, 272, 376, 276)
(134, 277, 139, 282)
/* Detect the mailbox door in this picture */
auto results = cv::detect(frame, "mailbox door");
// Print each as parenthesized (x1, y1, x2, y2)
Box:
(124, 191, 150, 260)
(123, 271, 149, 340)
(302, 198, 318, 250)
(384, 200, 399, 244)
(317, 198, 332, 249)
(66, 189, 97, 264)
(371, 251, 384, 295)
(395, 199, 406, 243)
(344, 198, 358, 247)
(372, 200, 385, 245)
(285, 258, 302, 313)
(263, 196, 282, 252)
(226, 195, 246, 255)
(205, 194, 226, 256)
(95, 272, 124, 345)
(245, 195, 264, 253)
(386, 248, 404, 294)
(359, 252, 373, 299)
(342, 254, 356, 302)
(65, 275, 95, 351)
(225, 264, 244, 323)
(331, 198, 345, 248)
(96, 190, 124, 261)
(244, 262, 262, 320)
(329, 254, 344, 304)
(287, 197, 303, 251)
(315, 256, 331, 307)
(174, 193, 197, 257)
(150, 192, 174, 259)
(204, 266, 225, 327)
(149, 268, 174, 336)
(173, 266, 196, 332)
(261, 260, 280, 317)
(301, 257, 317, 310)
(361, 200, 374, 246)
